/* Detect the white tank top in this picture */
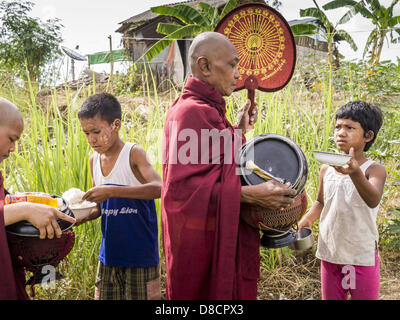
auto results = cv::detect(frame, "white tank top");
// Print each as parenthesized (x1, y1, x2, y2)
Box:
(93, 142, 141, 187)
(316, 160, 379, 266)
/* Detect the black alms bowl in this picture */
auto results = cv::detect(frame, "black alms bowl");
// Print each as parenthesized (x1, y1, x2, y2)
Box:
(5, 195, 75, 237)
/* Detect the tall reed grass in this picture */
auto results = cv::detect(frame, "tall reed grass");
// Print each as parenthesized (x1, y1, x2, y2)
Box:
(1, 60, 398, 299)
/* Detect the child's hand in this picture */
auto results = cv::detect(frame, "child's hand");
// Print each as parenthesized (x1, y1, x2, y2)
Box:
(74, 205, 100, 226)
(83, 186, 113, 203)
(298, 215, 313, 230)
(333, 147, 359, 175)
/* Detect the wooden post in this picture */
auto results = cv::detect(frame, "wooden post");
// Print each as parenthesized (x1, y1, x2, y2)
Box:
(71, 58, 75, 82)
(108, 35, 114, 91)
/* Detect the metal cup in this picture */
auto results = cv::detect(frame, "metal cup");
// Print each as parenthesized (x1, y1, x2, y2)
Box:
(288, 227, 314, 251)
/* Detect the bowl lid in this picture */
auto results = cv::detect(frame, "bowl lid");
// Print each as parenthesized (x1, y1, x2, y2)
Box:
(240, 134, 307, 187)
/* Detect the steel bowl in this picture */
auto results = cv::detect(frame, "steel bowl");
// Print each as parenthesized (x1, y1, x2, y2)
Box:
(288, 227, 314, 251)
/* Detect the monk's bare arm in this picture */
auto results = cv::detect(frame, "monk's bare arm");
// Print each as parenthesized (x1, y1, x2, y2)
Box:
(240, 180, 296, 210)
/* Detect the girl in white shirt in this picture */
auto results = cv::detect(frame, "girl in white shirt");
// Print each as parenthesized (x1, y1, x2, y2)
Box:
(299, 101, 387, 300)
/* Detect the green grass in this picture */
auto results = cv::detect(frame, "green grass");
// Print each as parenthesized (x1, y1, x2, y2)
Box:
(1, 60, 399, 299)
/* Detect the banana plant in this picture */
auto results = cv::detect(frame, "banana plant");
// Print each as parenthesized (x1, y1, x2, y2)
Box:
(300, 0, 358, 68)
(143, 0, 238, 62)
(143, 0, 317, 63)
(323, 0, 400, 65)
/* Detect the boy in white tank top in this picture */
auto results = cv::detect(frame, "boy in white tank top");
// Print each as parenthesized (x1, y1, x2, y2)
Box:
(299, 101, 386, 300)
(77, 93, 162, 300)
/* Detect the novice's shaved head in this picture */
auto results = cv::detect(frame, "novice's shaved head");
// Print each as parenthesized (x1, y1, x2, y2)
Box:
(0, 97, 24, 163)
(0, 97, 23, 128)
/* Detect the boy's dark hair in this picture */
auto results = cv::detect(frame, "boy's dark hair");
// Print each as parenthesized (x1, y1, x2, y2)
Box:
(335, 100, 383, 151)
(78, 93, 121, 124)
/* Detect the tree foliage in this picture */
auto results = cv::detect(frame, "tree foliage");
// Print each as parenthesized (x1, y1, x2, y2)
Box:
(323, 0, 400, 66)
(143, 0, 315, 63)
(300, 0, 357, 68)
(0, 0, 63, 84)
(143, 0, 238, 62)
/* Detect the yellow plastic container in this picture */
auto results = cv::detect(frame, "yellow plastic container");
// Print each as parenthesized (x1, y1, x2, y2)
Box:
(5, 192, 62, 208)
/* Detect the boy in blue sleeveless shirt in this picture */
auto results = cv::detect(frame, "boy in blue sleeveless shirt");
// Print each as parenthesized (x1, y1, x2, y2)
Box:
(77, 93, 162, 300)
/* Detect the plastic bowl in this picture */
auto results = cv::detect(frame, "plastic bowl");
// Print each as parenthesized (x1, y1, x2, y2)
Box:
(312, 150, 352, 166)
(69, 203, 97, 220)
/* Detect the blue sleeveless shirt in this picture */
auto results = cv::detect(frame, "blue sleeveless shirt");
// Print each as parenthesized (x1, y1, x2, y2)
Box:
(93, 142, 159, 268)
(98, 187, 159, 267)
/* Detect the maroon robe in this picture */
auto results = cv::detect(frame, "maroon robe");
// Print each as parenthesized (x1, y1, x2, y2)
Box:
(161, 75, 260, 300)
(0, 171, 29, 300)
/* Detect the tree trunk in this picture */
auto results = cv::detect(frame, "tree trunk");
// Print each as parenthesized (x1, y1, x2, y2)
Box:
(333, 43, 340, 69)
(327, 38, 333, 69)
(374, 31, 386, 66)
(368, 36, 378, 64)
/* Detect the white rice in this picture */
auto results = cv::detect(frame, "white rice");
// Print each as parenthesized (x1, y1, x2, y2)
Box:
(62, 188, 96, 209)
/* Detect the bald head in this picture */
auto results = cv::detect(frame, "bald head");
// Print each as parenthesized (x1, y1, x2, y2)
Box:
(0, 97, 23, 128)
(189, 32, 237, 76)
(188, 32, 240, 96)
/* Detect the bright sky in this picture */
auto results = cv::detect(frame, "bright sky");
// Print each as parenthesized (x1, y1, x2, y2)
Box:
(30, 0, 400, 78)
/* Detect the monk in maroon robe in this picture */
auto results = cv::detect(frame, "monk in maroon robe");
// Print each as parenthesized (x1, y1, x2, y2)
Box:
(0, 172, 29, 300)
(0, 98, 75, 299)
(161, 32, 296, 300)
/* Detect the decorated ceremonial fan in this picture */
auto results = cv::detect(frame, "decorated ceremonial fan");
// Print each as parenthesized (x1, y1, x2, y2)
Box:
(215, 3, 296, 114)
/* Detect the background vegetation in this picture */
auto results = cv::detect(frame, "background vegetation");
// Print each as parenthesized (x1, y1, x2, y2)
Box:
(0, 0, 399, 300)
(1, 56, 399, 299)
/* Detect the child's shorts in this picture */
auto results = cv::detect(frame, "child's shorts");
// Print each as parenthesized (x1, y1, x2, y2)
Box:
(94, 261, 161, 300)
(320, 251, 380, 300)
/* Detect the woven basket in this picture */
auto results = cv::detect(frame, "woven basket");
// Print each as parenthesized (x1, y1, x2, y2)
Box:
(240, 191, 308, 231)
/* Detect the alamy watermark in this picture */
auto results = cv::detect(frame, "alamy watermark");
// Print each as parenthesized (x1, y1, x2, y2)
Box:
(341, 265, 356, 290)
(40, 265, 57, 290)
(145, 121, 254, 175)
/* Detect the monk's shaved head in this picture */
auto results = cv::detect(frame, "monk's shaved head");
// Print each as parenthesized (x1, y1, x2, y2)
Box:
(0, 97, 23, 128)
(189, 32, 237, 76)
(188, 32, 240, 96)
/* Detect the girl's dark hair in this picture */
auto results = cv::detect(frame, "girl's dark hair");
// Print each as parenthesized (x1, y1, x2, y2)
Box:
(78, 93, 121, 124)
(335, 100, 383, 151)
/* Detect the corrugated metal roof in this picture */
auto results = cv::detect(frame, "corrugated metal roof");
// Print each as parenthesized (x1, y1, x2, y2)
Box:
(116, 0, 228, 33)
(289, 18, 343, 42)
(288, 18, 319, 26)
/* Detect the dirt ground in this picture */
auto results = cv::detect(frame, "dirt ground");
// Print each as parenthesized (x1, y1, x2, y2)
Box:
(257, 248, 400, 300)
(159, 246, 400, 300)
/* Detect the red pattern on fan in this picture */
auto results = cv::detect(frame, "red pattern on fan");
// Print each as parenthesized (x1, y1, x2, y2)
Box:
(215, 3, 296, 114)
